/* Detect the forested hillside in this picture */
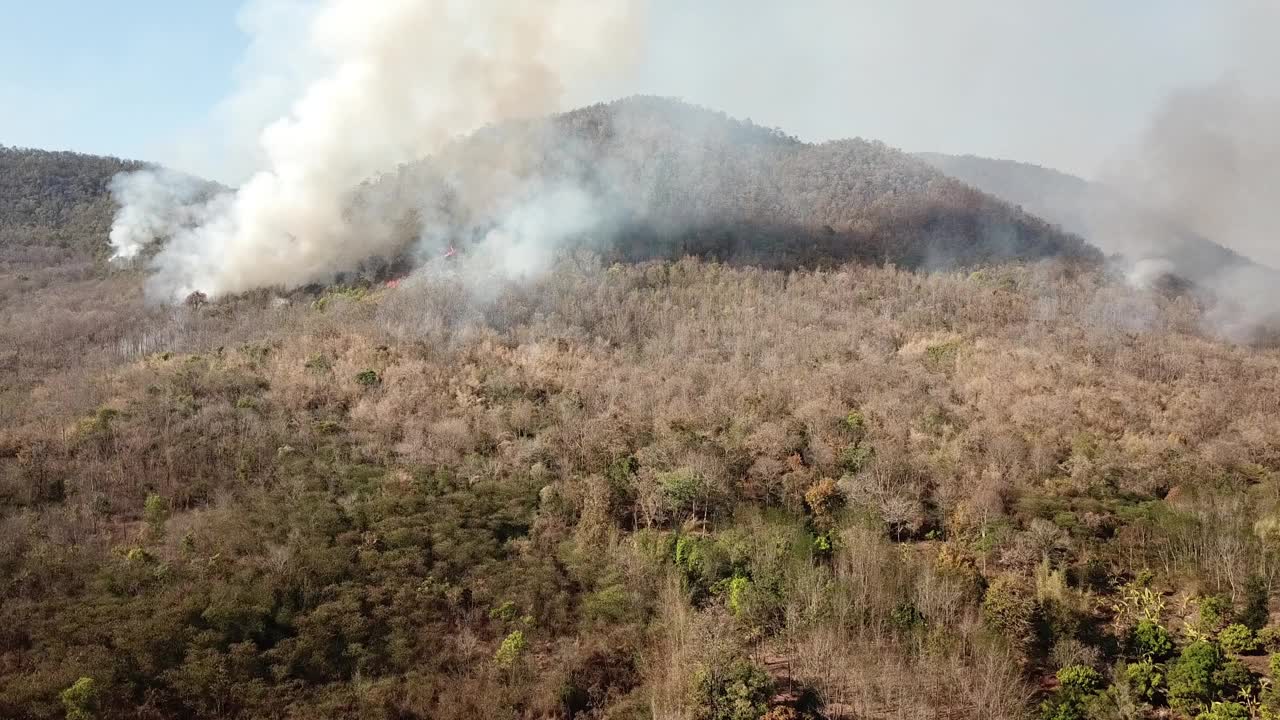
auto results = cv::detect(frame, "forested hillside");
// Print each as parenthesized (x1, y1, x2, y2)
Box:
(4, 105, 1280, 720)
(357, 98, 1101, 274)
(0, 146, 143, 267)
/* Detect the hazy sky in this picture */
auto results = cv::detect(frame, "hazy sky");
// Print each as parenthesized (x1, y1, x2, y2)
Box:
(0, 1, 1242, 181)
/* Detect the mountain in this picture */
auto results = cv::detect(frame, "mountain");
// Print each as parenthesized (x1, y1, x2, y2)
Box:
(354, 97, 1102, 276)
(2, 101, 1103, 289)
(915, 151, 1267, 283)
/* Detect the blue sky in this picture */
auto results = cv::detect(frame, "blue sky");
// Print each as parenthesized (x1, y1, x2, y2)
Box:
(0, 1, 1240, 179)
(1, 1, 246, 159)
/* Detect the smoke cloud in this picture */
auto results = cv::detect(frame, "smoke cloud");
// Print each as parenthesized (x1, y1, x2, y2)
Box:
(1097, 1, 1280, 338)
(108, 169, 222, 260)
(110, 0, 642, 301)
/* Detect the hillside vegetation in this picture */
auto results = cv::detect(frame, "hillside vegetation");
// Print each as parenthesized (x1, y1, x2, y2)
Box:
(0, 145, 142, 267)
(3, 107, 1280, 720)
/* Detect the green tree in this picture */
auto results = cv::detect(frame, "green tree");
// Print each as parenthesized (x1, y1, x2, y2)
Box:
(494, 630, 526, 669)
(693, 660, 772, 720)
(982, 576, 1036, 649)
(143, 493, 169, 539)
(1039, 665, 1102, 720)
(1218, 624, 1258, 655)
(1168, 641, 1224, 715)
(1131, 619, 1173, 660)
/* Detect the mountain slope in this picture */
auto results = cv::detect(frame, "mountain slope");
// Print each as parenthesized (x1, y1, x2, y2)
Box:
(0, 146, 143, 266)
(915, 151, 1265, 283)
(3, 101, 1103, 287)
(358, 97, 1102, 274)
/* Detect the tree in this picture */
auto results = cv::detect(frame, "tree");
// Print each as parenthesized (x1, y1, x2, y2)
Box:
(1168, 641, 1224, 715)
(1039, 665, 1101, 720)
(982, 576, 1036, 650)
(1131, 619, 1173, 660)
(494, 630, 526, 670)
(693, 660, 772, 720)
(143, 493, 169, 540)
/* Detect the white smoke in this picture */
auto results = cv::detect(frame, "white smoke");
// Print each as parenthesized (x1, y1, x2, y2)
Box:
(1100, 1, 1280, 340)
(107, 169, 218, 260)
(110, 0, 642, 301)
(461, 184, 599, 284)
(1124, 258, 1175, 290)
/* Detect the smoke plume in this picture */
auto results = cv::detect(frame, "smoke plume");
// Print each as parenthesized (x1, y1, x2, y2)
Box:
(1099, 2, 1280, 337)
(110, 0, 642, 301)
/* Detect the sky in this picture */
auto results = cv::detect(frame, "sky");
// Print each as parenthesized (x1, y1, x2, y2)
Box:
(0, 1, 1241, 182)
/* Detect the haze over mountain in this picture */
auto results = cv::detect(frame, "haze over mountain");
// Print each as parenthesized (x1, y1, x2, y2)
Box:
(917, 151, 1280, 338)
(338, 97, 1100, 288)
(6, 98, 1099, 303)
(916, 151, 1261, 274)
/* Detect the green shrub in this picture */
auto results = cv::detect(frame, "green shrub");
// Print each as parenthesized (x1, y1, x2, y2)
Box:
(494, 630, 526, 669)
(583, 583, 639, 626)
(812, 531, 833, 558)
(1259, 626, 1280, 653)
(1124, 658, 1165, 703)
(726, 576, 750, 616)
(1039, 665, 1102, 720)
(661, 468, 706, 515)
(1196, 595, 1232, 635)
(1168, 641, 1224, 714)
(692, 660, 772, 720)
(924, 340, 960, 371)
(125, 547, 153, 564)
(843, 410, 866, 436)
(60, 677, 98, 720)
(1219, 624, 1258, 655)
(143, 493, 169, 539)
(1271, 652, 1280, 677)
(1057, 665, 1102, 694)
(982, 576, 1036, 647)
(1197, 701, 1250, 720)
(355, 369, 381, 387)
(1214, 658, 1256, 699)
(1131, 619, 1174, 660)
(891, 602, 925, 631)
(489, 600, 518, 623)
(837, 444, 874, 474)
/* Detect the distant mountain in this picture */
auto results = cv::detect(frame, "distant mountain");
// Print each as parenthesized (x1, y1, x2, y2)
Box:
(2, 100, 1104, 285)
(915, 151, 1267, 284)
(359, 97, 1102, 273)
